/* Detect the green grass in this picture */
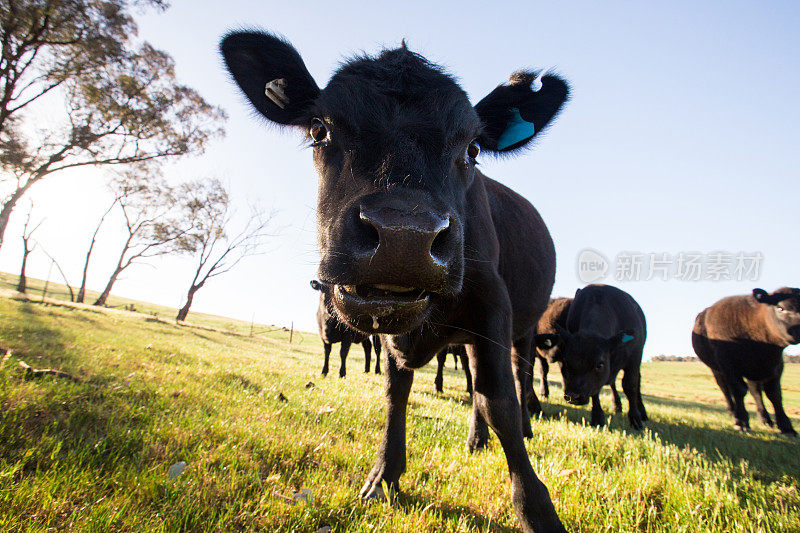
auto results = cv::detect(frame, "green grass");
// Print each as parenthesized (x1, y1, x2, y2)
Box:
(0, 271, 293, 338)
(0, 290, 798, 532)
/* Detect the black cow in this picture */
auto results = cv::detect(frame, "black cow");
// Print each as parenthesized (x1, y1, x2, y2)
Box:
(692, 287, 799, 435)
(434, 345, 472, 394)
(535, 285, 647, 429)
(222, 31, 568, 532)
(311, 280, 381, 377)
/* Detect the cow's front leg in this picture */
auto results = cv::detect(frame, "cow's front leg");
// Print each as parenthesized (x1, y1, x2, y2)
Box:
(359, 353, 414, 500)
(362, 338, 373, 373)
(763, 376, 796, 436)
(434, 349, 446, 393)
(471, 329, 564, 532)
(622, 368, 643, 430)
(321, 342, 332, 376)
(373, 335, 382, 374)
(538, 357, 550, 399)
(610, 379, 622, 414)
(339, 340, 352, 378)
(589, 394, 606, 427)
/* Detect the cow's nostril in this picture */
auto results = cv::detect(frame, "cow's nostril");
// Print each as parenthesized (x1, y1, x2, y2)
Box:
(356, 209, 380, 253)
(429, 216, 451, 263)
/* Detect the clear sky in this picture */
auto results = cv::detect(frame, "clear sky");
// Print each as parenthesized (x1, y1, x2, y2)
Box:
(2, 1, 798, 359)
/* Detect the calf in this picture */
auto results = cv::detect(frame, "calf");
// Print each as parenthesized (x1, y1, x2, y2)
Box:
(222, 31, 568, 532)
(533, 297, 625, 416)
(535, 285, 647, 428)
(312, 280, 381, 376)
(692, 287, 799, 435)
(434, 345, 472, 394)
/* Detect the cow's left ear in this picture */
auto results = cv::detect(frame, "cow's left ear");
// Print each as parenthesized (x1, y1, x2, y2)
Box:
(474, 71, 569, 153)
(609, 329, 635, 349)
(753, 288, 773, 304)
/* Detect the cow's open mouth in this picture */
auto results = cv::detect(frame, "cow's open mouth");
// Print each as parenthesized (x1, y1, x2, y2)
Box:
(339, 284, 429, 302)
(331, 283, 431, 333)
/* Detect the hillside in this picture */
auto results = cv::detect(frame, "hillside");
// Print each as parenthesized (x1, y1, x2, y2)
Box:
(0, 290, 798, 531)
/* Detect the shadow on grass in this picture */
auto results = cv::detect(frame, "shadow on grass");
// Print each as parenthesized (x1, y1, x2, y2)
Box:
(532, 379, 799, 485)
(396, 490, 516, 532)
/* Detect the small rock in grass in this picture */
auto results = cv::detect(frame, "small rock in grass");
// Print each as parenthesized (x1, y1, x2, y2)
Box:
(168, 461, 187, 480)
(305, 381, 316, 389)
(277, 392, 288, 402)
(292, 488, 314, 503)
(318, 405, 335, 414)
(315, 527, 331, 533)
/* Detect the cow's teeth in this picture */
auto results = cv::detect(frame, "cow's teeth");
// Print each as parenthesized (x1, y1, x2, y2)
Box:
(372, 284, 416, 293)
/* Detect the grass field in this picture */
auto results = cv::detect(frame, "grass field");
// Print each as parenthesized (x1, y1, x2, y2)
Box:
(0, 281, 798, 532)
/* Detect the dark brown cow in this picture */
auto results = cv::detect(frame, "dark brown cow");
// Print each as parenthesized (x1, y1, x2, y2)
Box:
(311, 280, 381, 377)
(434, 345, 472, 394)
(222, 31, 568, 532)
(535, 285, 647, 429)
(692, 287, 800, 435)
(529, 297, 571, 413)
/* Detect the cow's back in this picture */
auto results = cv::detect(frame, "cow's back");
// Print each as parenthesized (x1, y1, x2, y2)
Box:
(568, 285, 647, 344)
(537, 297, 572, 335)
(483, 175, 555, 339)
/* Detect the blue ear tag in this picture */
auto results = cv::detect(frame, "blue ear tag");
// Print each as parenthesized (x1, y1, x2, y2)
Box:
(621, 334, 634, 344)
(496, 108, 536, 150)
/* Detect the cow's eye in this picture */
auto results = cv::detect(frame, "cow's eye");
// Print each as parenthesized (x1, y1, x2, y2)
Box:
(467, 140, 480, 159)
(310, 118, 329, 144)
(777, 306, 787, 313)
(595, 360, 605, 371)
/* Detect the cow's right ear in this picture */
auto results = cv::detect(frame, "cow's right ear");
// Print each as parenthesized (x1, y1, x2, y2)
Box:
(310, 280, 322, 291)
(535, 333, 561, 351)
(474, 71, 569, 153)
(221, 31, 320, 126)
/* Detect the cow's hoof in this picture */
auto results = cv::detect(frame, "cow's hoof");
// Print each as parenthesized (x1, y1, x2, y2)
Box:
(359, 479, 397, 501)
(734, 422, 750, 432)
(522, 421, 534, 439)
(779, 427, 797, 437)
(628, 417, 644, 431)
(759, 415, 774, 427)
(590, 415, 606, 428)
(466, 436, 488, 453)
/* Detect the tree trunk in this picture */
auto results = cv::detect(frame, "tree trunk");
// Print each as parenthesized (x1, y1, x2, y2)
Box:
(17, 247, 30, 293)
(176, 283, 201, 322)
(77, 199, 117, 303)
(0, 187, 26, 254)
(93, 265, 124, 307)
(76, 236, 98, 303)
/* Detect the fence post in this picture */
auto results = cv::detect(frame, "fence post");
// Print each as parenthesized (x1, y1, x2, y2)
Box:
(41, 260, 54, 303)
(249, 313, 255, 337)
(289, 321, 294, 344)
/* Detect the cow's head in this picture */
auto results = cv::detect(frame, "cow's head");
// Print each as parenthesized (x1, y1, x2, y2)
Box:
(222, 31, 568, 334)
(536, 325, 634, 405)
(753, 287, 800, 344)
